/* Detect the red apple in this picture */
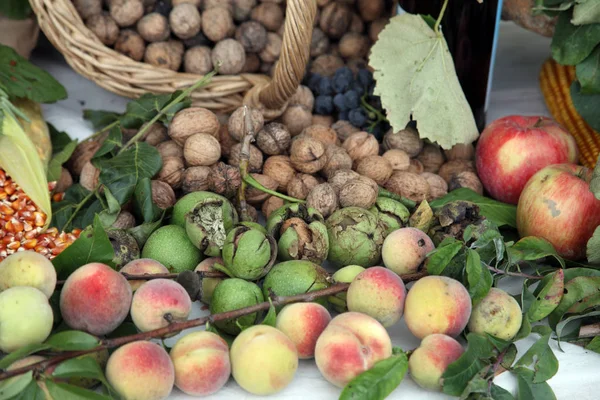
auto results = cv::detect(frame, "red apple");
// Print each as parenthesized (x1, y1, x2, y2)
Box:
(476, 116, 578, 204)
(517, 164, 600, 260)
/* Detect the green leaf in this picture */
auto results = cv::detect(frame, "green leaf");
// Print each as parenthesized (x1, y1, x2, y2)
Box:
(514, 367, 557, 400)
(261, 300, 277, 327)
(507, 236, 565, 268)
(576, 46, 600, 94)
(425, 238, 464, 275)
(514, 333, 558, 383)
(83, 109, 122, 130)
(0, 371, 32, 400)
(339, 351, 408, 400)
(45, 331, 101, 351)
(52, 215, 115, 279)
(441, 333, 495, 396)
(532, 0, 574, 15)
(556, 310, 600, 343)
(92, 125, 122, 160)
(585, 335, 600, 353)
(133, 178, 160, 223)
(548, 276, 600, 327)
(0, 0, 32, 19)
(103, 187, 121, 215)
(51, 357, 106, 385)
(45, 381, 112, 400)
(120, 91, 191, 129)
(591, 154, 600, 199)
(105, 322, 138, 339)
(50, 184, 96, 231)
(47, 130, 77, 183)
(94, 142, 162, 205)
(369, 14, 478, 149)
(0, 45, 67, 103)
(571, 80, 600, 131)
(490, 384, 515, 400)
(127, 211, 165, 248)
(572, 0, 600, 25)
(528, 269, 564, 321)
(0, 343, 50, 369)
(9, 380, 46, 400)
(551, 9, 600, 65)
(514, 314, 532, 341)
(465, 249, 493, 304)
(563, 267, 600, 281)
(501, 344, 518, 370)
(458, 374, 489, 400)
(587, 226, 600, 264)
(430, 189, 517, 228)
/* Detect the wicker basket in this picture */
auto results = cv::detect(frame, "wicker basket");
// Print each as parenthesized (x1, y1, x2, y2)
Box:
(29, 0, 317, 117)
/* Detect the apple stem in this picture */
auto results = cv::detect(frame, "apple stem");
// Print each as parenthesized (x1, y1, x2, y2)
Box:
(533, 117, 545, 128)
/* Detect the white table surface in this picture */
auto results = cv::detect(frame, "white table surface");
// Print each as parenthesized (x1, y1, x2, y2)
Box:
(31, 21, 600, 400)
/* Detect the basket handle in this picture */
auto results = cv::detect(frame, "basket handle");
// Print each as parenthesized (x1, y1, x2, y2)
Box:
(257, 0, 317, 111)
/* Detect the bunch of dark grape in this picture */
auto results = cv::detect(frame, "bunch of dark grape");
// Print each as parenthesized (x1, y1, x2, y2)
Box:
(304, 67, 390, 139)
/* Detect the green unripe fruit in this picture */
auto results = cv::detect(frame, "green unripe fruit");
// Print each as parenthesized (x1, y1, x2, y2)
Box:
(210, 279, 264, 335)
(369, 197, 410, 236)
(172, 192, 234, 227)
(141, 225, 203, 273)
(218, 226, 276, 280)
(185, 196, 238, 257)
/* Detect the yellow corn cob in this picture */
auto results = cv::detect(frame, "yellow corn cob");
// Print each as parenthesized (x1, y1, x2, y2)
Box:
(540, 59, 600, 169)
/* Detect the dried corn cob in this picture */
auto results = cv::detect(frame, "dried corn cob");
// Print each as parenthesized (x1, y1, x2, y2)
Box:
(540, 59, 600, 169)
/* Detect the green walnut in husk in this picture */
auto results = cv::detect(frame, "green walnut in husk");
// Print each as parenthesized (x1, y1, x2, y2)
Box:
(262, 260, 330, 309)
(185, 195, 238, 257)
(428, 200, 485, 246)
(172, 191, 236, 227)
(107, 229, 140, 268)
(238, 221, 267, 234)
(210, 279, 264, 335)
(217, 226, 277, 280)
(326, 207, 386, 268)
(369, 197, 411, 236)
(266, 203, 329, 264)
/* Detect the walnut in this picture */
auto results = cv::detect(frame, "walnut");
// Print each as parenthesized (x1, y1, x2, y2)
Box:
(339, 177, 378, 209)
(172, 0, 201, 6)
(382, 149, 410, 171)
(262, 196, 285, 218)
(168, 39, 185, 58)
(242, 53, 261, 72)
(112, 211, 136, 229)
(184, 46, 213, 74)
(263, 155, 295, 192)
(310, 28, 330, 58)
(228, 107, 264, 141)
(312, 115, 334, 127)
(289, 85, 315, 111)
(328, 168, 360, 194)
(212, 39, 246, 74)
(115, 29, 145, 61)
(86, 14, 119, 46)
(331, 120, 360, 142)
(339, 33, 370, 59)
(300, 125, 338, 146)
(202, 0, 233, 11)
(307, 183, 338, 218)
(256, 123, 291, 155)
(259, 32, 282, 63)
(356, 155, 393, 185)
(346, 58, 368, 74)
(310, 54, 344, 77)
(209, 162, 241, 198)
(342, 131, 379, 162)
(157, 156, 185, 188)
(202, 7, 234, 42)
(68, 137, 104, 176)
(246, 173, 278, 204)
(417, 143, 445, 173)
(290, 136, 327, 174)
(137, 12, 170, 42)
(228, 143, 263, 172)
(251, 2, 284, 31)
(232, 0, 256, 21)
(322, 145, 352, 178)
(382, 126, 423, 157)
(287, 173, 320, 200)
(184, 133, 221, 166)
(141, 122, 168, 146)
(73, 0, 102, 19)
(384, 171, 430, 202)
(320, 2, 352, 39)
(449, 171, 483, 195)
(444, 143, 475, 161)
(182, 166, 211, 194)
(281, 105, 312, 137)
(369, 18, 389, 42)
(316, 0, 331, 6)
(438, 160, 476, 184)
(80, 162, 100, 191)
(144, 41, 183, 71)
(218, 124, 238, 158)
(350, 13, 364, 33)
(358, 0, 384, 22)
(169, 107, 220, 145)
(421, 172, 448, 201)
(235, 21, 267, 53)
(408, 159, 424, 174)
(151, 180, 176, 209)
(55, 168, 73, 193)
(110, 0, 144, 27)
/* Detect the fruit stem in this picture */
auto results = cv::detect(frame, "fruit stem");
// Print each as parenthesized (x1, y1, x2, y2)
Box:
(55, 270, 228, 286)
(533, 117, 545, 128)
(434, 0, 450, 35)
(486, 264, 543, 280)
(243, 174, 305, 203)
(377, 187, 417, 209)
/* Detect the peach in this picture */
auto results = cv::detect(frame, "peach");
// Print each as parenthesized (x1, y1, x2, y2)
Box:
(120, 258, 169, 291)
(315, 312, 393, 388)
(275, 302, 332, 359)
(0, 251, 57, 298)
(404, 276, 472, 339)
(170, 331, 231, 396)
(408, 334, 464, 391)
(194, 257, 224, 304)
(468, 288, 522, 340)
(382, 228, 435, 275)
(230, 325, 298, 395)
(131, 279, 192, 333)
(346, 266, 406, 327)
(3, 356, 50, 399)
(60, 263, 132, 336)
(328, 265, 365, 313)
(106, 341, 174, 400)
(0, 287, 53, 353)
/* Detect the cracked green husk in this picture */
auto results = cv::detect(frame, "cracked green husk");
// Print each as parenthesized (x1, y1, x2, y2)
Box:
(185, 197, 238, 257)
(209, 278, 264, 335)
(217, 226, 276, 280)
(370, 197, 410, 236)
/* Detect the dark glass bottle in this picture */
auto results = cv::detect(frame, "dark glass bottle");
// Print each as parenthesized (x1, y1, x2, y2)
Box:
(397, 0, 503, 131)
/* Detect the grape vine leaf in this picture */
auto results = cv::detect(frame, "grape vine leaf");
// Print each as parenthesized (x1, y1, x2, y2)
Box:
(576, 46, 600, 94)
(572, 0, 600, 25)
(369, 13, 478, 149)
(551, 10, 600, 66)
(570, 81, 600, 131)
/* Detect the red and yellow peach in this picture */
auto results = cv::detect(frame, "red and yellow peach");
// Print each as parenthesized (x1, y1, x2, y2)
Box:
(131, 279, 192, 333)
(275, 302, 332, 359)
(408, 334, 464, 391)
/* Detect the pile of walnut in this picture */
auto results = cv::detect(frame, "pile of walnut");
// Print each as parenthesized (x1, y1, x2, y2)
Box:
(73, 0, 393, 76)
